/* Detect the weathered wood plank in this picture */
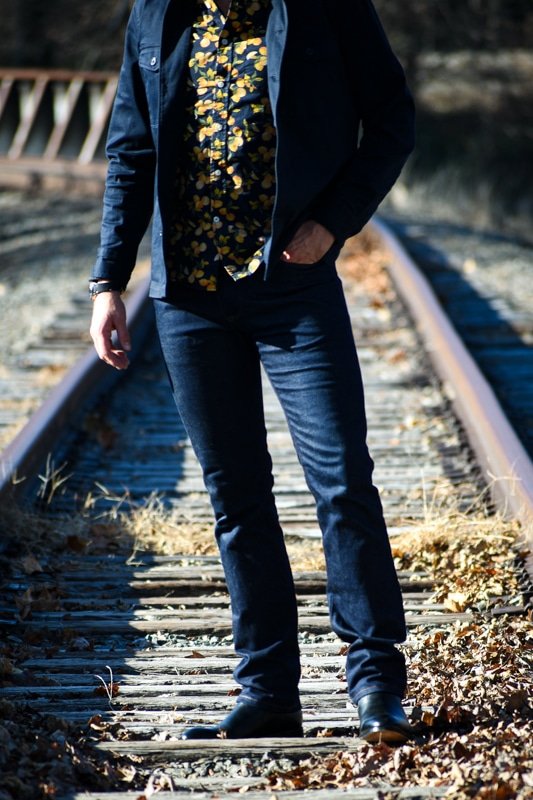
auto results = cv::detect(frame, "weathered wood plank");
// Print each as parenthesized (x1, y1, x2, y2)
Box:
(20, 655, 340, 671)
(0, 600, 446, 619)
(17, 651, 401, 672)
(61, 789, 450, 800)
(4, 610, 468, 634)
(0, 677, 357, 696)
(3, 576, 434, 595)
(0, 696, 363, 713)
(22, 566, 426, 582)
(18, 638, 421, 665)
(26, 707, 437, 728)
(96, 736, 365, 759)
(3, 590, 436, 610)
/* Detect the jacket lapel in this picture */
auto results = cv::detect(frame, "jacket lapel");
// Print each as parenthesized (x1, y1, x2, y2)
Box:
(266, 0, 288, 124)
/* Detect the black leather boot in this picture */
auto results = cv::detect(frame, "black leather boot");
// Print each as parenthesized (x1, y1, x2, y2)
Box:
(181, 701, 304, 740)
(357, 692, 413, 743)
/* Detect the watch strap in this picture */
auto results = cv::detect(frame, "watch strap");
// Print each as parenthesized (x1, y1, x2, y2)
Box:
(89, 280, 125, 299)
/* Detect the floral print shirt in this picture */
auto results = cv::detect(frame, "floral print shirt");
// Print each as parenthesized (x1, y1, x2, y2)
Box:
(168, 0, 276, 291)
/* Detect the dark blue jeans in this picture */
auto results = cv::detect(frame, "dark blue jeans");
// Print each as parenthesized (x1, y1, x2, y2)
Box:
(153, 258, 407, 711)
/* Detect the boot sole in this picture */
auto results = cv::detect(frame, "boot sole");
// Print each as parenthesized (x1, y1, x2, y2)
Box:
(361, 727, 410, 744)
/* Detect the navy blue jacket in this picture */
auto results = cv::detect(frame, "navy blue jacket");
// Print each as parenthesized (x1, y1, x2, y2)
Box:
(92, 0, 415, 297)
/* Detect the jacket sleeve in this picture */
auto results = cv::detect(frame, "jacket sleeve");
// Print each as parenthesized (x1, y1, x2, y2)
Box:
(91, 2, 156, 287)
(311, 0, 415, 242)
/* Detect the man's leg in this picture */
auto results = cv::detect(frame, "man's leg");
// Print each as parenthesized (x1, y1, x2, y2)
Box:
(252, 264, 408, 706)
(153, 296, 301, 714)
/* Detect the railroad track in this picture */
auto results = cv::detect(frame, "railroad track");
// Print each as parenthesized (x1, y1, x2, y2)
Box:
(0, 139, 532, 795)
(381, 211, 533, 464)
(0, 221, 532, 797)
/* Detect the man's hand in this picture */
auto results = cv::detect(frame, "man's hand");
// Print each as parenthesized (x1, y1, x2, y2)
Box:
(281, 220, 335, 265)
(90, 291, 131, 370)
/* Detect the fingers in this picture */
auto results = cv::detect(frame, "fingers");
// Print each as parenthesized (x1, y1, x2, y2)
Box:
(91, 326, 129, 370)
(97, 340, 130, 371)
(282, 220, 335, 264)
(90, 293, 130, 371)
(115, 314, 131, 354)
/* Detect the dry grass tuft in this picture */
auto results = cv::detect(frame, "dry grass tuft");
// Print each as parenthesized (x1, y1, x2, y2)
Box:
(113, 494, 217, 557)
(94, 492, 328, 568)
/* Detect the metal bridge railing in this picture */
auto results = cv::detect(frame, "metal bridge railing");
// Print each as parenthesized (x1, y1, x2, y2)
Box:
(0, 69, 117, 189)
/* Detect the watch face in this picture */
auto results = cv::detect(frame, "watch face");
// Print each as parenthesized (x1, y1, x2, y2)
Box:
(89, 281, 109, 297)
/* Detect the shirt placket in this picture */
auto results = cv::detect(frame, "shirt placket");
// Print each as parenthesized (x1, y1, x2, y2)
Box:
(210, 20, 233, 263)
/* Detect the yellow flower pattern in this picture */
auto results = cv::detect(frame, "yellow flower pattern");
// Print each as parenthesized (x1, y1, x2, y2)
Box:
(168, 0, 276, 291)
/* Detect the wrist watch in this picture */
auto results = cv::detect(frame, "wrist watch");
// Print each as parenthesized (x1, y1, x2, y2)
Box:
(88, 280, 125, 300)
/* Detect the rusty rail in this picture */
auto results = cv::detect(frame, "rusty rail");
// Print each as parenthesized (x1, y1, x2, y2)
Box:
(371, 218, 533, 554)
(0, 274, 152, 501)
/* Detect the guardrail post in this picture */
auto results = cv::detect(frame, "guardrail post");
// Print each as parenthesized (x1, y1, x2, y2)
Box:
(43, 78, 85, 160)
(8, 76, 49, 159)
(78, 77, 117, 164)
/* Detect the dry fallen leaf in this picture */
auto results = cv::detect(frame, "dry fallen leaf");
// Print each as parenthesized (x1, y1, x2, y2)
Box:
(443, 592, 469, 612)
(20, 554, 43, 574)
(0, 657, 22, 677)
(185, 649, 206, 659)
(94, 682, 120, 698)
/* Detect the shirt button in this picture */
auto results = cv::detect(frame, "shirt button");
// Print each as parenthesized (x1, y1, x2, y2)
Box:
(213, 169, 222, 178)
(213, 216, 221, 223)
(221, 38, 228, 45)
(217, 80, 225, 88)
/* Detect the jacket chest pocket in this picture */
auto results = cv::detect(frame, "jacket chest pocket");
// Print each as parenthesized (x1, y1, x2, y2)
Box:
(139, 44, 161, 128)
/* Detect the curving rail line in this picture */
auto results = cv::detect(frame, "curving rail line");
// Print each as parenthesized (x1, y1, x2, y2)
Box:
(0, 275, 152, 499)
(371, 220, 533, 552)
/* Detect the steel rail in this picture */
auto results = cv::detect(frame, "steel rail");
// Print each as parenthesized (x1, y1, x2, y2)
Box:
(371, 217, 533, 554)
(0, 272, 152, 502)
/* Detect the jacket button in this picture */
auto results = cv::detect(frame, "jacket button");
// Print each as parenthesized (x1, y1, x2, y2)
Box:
(150, 56, 157, 66)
